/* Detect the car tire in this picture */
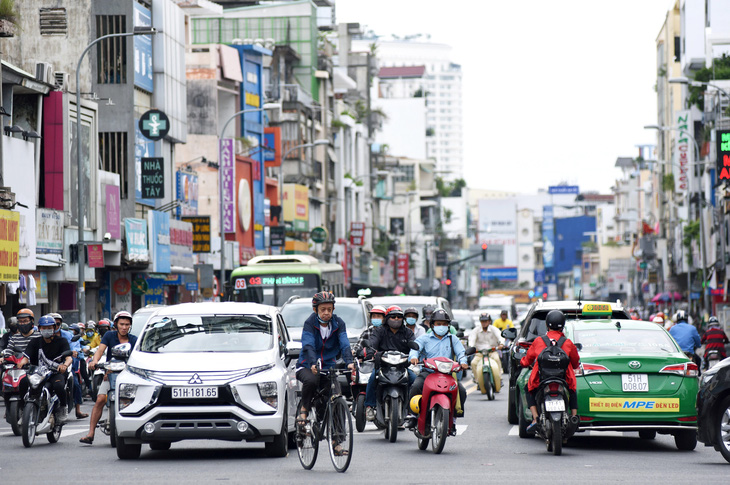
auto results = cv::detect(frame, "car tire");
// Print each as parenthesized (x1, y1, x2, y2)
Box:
(117, 436, 142, 460)
(266, 411, 289, 458)
(674, 429, 697, 451)
(639, 430, 656, 440)
(508, 386, 518, 425)
(517, 392, 533, 439)
(715, 395, 730, 463)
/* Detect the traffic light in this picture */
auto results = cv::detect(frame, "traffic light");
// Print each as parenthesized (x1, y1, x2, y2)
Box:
(542, 292, 548, 300)
(481, 243, 487, 261)
(445, 278, 452, 286)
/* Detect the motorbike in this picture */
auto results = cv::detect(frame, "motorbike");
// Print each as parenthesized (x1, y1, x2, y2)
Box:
(473, 347, 501, 400)
(86, 348, 107, 402)
(411, 353, 472, 454)
(2, 349, 28, 436)
(373, 350, 412, 443)
(351, 351, 375, 433)
(21, 349, 74, 448)
(705, 349, 723, 370)
(532, 375, 579, 456)
(95, 343, 132, 448)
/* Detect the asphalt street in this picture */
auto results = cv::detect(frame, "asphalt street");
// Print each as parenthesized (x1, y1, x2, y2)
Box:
(1, 375, 729, 484)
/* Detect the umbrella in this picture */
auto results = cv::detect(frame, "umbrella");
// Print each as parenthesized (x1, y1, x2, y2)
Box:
(651, 291, 683, 303)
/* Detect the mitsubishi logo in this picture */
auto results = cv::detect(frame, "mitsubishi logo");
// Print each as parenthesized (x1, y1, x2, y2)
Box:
(628, 361, 641, 369)
(188, 373, 203, 384)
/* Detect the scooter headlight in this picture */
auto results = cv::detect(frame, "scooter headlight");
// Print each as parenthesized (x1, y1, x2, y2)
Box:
(108, 362, 126, 372)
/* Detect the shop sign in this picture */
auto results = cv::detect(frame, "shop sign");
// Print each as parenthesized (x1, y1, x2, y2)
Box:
(169, 219, 193, 268)
(105, 185, 121, 239)
(717, 129, 730, 181)
(36, 208, 64, 255)
(182, 216, 211, 253)
(350, 222, 365, 246)
(176, 171, 199, 216)
(141, 157, 164, 198)
(148, 210, 170, 273)
(396, 253, 409, 285)
(0, 210, 20, 282)
(87, 244, 104, 268)
(125, 218, 149, 263)
(220, 138, 235, 233)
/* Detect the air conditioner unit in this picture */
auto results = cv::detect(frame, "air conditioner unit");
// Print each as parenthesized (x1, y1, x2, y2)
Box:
(35, 62, 54, 84)
(54, 71, 69, 91)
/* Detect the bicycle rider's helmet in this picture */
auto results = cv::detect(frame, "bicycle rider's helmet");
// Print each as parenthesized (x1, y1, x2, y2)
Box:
(546, 310, 566, 331)
(430, 308, 451, 324)
(312, 291, 336, 308)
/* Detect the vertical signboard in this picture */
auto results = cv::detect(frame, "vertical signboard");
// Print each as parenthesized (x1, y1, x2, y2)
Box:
(396, 253, 409, 285)
(263, 127, 281, 167)
(36, 209, 64, 255)
(148, 210, 171, 273)
(87, 244, 105, 268)
(105, 185, 121, 239)
(0, 210, 20, 282)
(673, 110, 692, 197)
(477, 199, 517, 267)
(169, 219, 193, 269)
(135, 123, 155, 206)
(141, 157, 165, 198)
(350, 222, 365, 246)
(133, 2, 153, 92)
(124, 218, 149, 263)
(175, 171, 199, 216)
(717, 129, 730, 181)
(219, 138, 235, 233)
(542, 205, 555, 270)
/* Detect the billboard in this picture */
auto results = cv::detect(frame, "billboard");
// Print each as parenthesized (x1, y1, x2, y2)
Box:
(133, 2, 153, 92)
(235, 156, 255, 263)
(124, 218, 149, 263)
(176, 171, 199, 216)
(0, 210, 20, 282)
(148, 210, 170, 273)
(283, 184, 309, 232)
(169, 219, 193, 268)
(477, 199, 517, 267)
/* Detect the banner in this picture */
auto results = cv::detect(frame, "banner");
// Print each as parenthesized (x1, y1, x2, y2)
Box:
(350, 222, 365, 246)
(542, 205, 555, 270)
(105, 185, 121, 239)
(220, 138, 235, 233)
(169, 219, 193, 268)
(282, 184, 309, 232)
(148, 210, 171, 273)
(124, 218, 149, 263)
(672, 110, 692, 197)
(396, 253, 409, 285)
(176, 171, 199, 217)
(36, 208, 64, 255)
(0, 210, 20, 282)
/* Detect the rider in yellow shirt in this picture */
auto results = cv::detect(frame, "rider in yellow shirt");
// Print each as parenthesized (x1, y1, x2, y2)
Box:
(493, 310, 514, 332)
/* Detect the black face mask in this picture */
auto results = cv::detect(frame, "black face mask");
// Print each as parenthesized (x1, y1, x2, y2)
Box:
(19, 323, 34, 334)
(98, 327, 110, 337)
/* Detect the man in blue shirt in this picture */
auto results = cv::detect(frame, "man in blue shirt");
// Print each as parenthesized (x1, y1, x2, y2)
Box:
(406, 309, 469, 427)
(669, 310, 702, 371)
(80, 311, 137, 444)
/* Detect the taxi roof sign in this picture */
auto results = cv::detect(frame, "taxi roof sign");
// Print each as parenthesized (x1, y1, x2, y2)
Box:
(582, 303, 612, 317)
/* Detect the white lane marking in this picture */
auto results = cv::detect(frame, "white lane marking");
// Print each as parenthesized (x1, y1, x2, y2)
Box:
(456, 424, 468, 436)
(508, 425, 519, 436)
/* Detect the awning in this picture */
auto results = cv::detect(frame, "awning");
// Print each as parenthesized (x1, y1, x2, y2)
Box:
(170, 266, 195, 275)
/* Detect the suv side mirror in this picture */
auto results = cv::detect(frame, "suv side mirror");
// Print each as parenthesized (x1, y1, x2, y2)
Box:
(285, 341, 301, 366)
(501, 328, 517, 340)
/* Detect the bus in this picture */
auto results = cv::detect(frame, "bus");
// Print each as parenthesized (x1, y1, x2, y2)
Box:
(229, 255, 346, 306)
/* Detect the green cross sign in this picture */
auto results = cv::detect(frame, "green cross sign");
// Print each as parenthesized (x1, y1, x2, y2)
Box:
(138, 109, 171, 141)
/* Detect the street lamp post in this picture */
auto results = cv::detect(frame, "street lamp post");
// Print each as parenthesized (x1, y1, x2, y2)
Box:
(218, 103, 280, 298)
(645, 124, 709, 316)
(75, 27, 156, 323)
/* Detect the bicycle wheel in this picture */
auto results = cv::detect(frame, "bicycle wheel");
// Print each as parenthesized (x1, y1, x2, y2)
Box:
(327, 397, 353, 473)
(296, 402, 319, 470)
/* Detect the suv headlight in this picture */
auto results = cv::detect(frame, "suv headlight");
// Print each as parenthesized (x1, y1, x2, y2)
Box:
(248, 363, 274, 377)
(127, 365, 151, 381)
(257, 381, 278, 409)
(119, 383, 138, 410)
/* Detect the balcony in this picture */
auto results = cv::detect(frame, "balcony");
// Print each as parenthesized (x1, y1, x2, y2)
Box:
(265, 84, 314, 109)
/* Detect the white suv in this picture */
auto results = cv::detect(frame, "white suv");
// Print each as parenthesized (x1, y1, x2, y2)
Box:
(114, 302, 299, 459)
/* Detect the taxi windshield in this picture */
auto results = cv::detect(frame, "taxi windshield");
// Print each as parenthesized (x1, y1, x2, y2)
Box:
(572, 328, 677, 354)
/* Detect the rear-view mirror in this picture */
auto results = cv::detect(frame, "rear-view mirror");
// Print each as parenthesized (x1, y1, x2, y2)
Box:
(501, 328, 517, 340)
(408, 341, 420, 351)
(465, 346, 477, 356)
(111, 342, 132, 360)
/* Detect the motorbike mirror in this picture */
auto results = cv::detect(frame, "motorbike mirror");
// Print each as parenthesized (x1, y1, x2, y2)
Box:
(465, 346, 477, 356)
(71, 334, 82, 342)
(501, 328, 517, 340)
(111, 342, 132, 359)
(408, 341, 420, 351)
(456, 331, 465, 339)
(574, 342, 583, 351)
(58, 350, 74, 360)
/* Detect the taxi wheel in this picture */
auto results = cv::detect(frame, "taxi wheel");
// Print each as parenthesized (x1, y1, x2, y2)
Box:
(674, 429, 697, 451)
(714, 395, 730, 463)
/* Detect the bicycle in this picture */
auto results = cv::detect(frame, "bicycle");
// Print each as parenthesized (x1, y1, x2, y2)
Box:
(296, 366, 353, 473)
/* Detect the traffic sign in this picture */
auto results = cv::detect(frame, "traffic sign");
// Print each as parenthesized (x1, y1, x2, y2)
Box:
(138, 109, 170, 141)
(310, 226, 328, 243)
(436, 251, 447, 266)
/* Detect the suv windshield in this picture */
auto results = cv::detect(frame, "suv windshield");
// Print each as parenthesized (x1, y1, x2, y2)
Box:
(281, 301, 367, 329)
(573, 328, 677, 354)
(139, 314, 273, 353)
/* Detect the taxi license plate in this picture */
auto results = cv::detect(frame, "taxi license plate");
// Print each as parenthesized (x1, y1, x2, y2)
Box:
(621, 374, 648, 392)
(171, 387, 218, 399)
(545, 399, 565, 412)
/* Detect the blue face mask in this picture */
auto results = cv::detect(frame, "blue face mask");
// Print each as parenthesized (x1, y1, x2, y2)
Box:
(317, 316, 330, 326)
(86, 331, 94, 338)
(406, 317, 417, 325)
(371, 318, 383, 327)
(433, 325, 449, 337)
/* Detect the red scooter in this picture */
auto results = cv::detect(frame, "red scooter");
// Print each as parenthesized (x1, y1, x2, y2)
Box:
(411, 356, 463, 454)
(2, 349, 29, 436)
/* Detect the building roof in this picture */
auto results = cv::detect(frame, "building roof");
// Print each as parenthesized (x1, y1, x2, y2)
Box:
(615, 157, 635, 168)
(378, 66, 426, 79)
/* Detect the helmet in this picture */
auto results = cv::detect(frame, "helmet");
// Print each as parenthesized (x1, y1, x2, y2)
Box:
(86, 322, 96, 331)
(546, 310, 566, 330)
(709, 316, 720, 326)
(112, 312, 131, 324)
(77, 322, 86, 330)
(49, 312, 62, 321)
(16, 308, 34, 321)
(656, 311, 666, 319)
(8, 316, 18, 332)
(422, 304, 435, 318)
(70, 324, 81, 334)
(403, 307, 419, 317)
(479, 312, 492, 322)
(675, 310, 687, 323)
(370, 305, 387, 316)
(311, 291, 335, 308)
(386, 305, 404, 319)
(410, 395, 422, 414)
(652, 316, 665, 325)
(430, 308, 451, 324)
(87, 320, 96, 327)
(37, 315, 56, 327)
(60, 323, 69, 331)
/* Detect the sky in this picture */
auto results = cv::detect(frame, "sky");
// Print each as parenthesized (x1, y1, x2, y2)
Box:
(336, 0, 675, 195)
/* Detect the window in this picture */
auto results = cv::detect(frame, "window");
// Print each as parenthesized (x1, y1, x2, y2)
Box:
(40, 8, 67, 35)
(390, 217, 405, 236)
(99, 132, 129, 198)
(673, 36, 681, 62)
(96, 15, 127, 84)
(394, 165, 414, 182)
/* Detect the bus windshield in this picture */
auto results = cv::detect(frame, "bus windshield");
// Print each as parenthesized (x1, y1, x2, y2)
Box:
(231, 273, 319, 306)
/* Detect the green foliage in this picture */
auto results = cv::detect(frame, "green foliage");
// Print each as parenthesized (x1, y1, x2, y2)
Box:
(425, 127, 435, 137)
(373, 233, 391, 259)
(436, 177, 467, 197)
(443, 208, 453, 225)
(603, 239, 620, 248)
(687, 54, 730, 110)
(344, 173, 364, 187)
(0, 0, 19, 24)
(682, 220, 700, 249)
(662, 173, 675, 192)
(331, 119, 347, 130)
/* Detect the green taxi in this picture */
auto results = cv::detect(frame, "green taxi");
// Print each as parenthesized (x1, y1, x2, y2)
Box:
(514, 305, 699, 450)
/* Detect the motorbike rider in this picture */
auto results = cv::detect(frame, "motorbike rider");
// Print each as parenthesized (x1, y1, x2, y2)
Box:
(421, 304, 435, 331)
(352, 305, 387, 358)
(295, 291, 354, 449)
(520, 310, 580, 431)
(97, 319, 112, 338)
(668, 310, 702, 371)
(468, 312, 505, 382)
(404, 307, 426, 339)
(0, 316, 18, 350)
(493, 310, 514, 332)
(18, 315, 73, 423)
(56, 316, 89, 419)
(83, 322, 101, 349)
(2, 309, 41, 360)
(701, 316, 729, 370)
(652, 315, 665, 326)
(80, 311, 137, 444)
(363, 305, 417, 421)
(406, 309, 469, 429)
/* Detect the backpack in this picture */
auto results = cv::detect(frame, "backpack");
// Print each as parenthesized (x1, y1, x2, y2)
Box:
(537, 335, 570, 380)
